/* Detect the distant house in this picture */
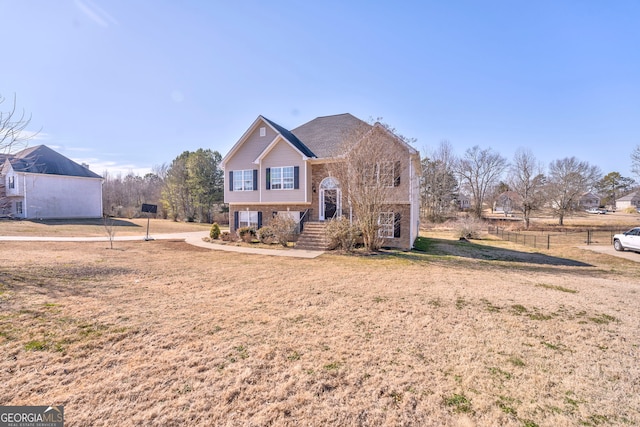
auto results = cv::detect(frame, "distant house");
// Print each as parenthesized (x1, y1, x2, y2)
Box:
(0, 145, 103, 219)
(221, 114, 421, 250)
(578, 192, 600, 209)
(457, 195, 471, 210)
(494, 191, 522, 216)
(616, 191, 640, 211)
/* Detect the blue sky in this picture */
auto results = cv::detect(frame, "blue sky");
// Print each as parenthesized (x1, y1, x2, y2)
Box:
(2, 1, 639, 179)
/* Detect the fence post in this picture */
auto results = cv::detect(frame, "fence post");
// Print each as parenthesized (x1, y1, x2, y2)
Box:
(534, 235, 536, 248)
(547, 234, 550, 250)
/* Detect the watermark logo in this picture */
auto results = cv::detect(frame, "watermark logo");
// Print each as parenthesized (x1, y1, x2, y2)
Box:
(0, 406, 64, 427)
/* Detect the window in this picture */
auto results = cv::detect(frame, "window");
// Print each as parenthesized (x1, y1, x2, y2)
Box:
(260, 127, 266, 137)
(238, 211, 259, 228)
(270, 166, 294, 190)
(8, 176, 15, 189)
(232, 170, 254, 191)
(378, 162, 395, 187)
(378, 212, 401, 238)
(16, 201, 23, 215)
(378, 212, 394, 238)
(365, 161, 400, 187)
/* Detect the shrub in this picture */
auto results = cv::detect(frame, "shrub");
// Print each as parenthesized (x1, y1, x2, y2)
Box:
(454, 215, 484, 240)
(623, 206, 639, 214)
(210, 222, 221, 239)
(325, 217, 360, 251)
(269, 215, 298, 247)
(237, 226, 257, 243)
(220, 231, 235, 242)
(257, 226, 275, 244)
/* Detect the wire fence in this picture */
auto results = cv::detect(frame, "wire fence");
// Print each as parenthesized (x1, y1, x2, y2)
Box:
(487, 226, 627, 250)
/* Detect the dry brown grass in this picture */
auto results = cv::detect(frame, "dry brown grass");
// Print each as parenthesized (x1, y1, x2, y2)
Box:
(0, 218, 212, 237)
(1, 232, 639, 426)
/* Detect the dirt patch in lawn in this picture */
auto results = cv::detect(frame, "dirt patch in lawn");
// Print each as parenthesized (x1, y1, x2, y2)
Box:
(1, 238, 639, 426)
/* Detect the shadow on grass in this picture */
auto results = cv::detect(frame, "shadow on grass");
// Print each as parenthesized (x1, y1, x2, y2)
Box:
(401, 236, 593, 267)
(26, 218, 141, 227)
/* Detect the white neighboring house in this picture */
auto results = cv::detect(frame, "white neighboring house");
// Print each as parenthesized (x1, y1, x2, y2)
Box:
(0, 145, 103, 219)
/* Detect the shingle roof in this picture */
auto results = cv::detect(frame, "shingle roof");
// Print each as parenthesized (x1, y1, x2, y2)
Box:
(617, 191, 639, 202)
(262, 116, 316, 158)
(6, 145, 102, 179)
(291, 113, 371, 159)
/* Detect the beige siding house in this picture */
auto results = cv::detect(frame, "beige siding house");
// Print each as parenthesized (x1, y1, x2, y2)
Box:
(616, 191, 640, 210)
(221, 114, 421, 250)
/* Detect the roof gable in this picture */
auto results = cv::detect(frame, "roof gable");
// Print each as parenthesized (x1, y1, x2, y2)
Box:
(617, 191, 639, 202)
(222, 116, 315, 168)
(6, 145, 102, 179)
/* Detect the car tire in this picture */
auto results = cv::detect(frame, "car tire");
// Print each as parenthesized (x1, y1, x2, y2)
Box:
(613, 240, 625, 252)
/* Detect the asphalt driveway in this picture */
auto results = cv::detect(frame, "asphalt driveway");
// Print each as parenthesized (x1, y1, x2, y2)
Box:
(579, 245, 640, 263)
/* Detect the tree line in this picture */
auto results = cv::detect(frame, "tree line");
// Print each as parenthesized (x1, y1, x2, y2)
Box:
(102, 149, 226, 223)
(421, 141, 640, 228)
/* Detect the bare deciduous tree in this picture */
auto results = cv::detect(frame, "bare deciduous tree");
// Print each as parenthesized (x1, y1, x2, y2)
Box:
(421, 140, 459, 222)
(1, 94, 36, 154)
(632, 145, 640, 179)
(546, 157, 601, 225)
(455, 146, 508, 218)
(1, 94, 39, 216)
(507, 148, 546, 229)
(327, 120, 414, 252)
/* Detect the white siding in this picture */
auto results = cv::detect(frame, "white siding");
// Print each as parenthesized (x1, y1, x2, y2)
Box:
(14, 172, 102, 219)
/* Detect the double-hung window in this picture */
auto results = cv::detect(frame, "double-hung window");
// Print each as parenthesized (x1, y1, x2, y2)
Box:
(233, 170, 254, 191)
(378, 162, 395, 187)
(8, 176, 15, 189)
(238, 211, 259, 228)
(271, 166, 294, 190)
(16, 201, 23, 215)
(378, 212, 394, 238)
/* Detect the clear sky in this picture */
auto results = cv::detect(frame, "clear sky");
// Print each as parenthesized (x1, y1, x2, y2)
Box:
(2, 1, 639, 179)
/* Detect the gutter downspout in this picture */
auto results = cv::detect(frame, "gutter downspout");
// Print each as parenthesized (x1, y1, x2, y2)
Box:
(409, 155, 414, 248)
(22, 174, 27, 219)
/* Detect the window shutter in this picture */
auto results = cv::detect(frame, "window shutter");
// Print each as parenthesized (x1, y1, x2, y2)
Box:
(229, 171, 234, 191)
(253, 169, 258, 191)
(233, 211, 239, 232)
(257, 211, 263, 229)
(266, 168, 271, 190)
(394, 212, 401, 238)
(294, 166, 300, 189)
(394, 161, 401, 187)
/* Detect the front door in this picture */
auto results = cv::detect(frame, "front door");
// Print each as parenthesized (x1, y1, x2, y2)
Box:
(324, 189, 337, 220)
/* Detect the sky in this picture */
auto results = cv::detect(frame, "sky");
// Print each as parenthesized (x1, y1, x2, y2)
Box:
(2, 0, 639, 179)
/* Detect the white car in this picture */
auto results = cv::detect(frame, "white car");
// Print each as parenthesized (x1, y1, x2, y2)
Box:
(586, 207, 606, 214)
(613, 227, 640, 252)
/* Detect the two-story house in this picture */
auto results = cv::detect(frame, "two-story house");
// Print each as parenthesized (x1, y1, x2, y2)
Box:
(221, 113, 421, 249)
(1, 145, 103, 219)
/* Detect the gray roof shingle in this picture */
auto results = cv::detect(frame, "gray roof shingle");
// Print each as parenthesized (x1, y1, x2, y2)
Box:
(291, 113, 371, 159)
(6, 145, 102, 179)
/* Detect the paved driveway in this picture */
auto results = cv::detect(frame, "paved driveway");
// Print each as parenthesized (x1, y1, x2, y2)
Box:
(0, 231, 325, 259)
(579, 245, 640, 263)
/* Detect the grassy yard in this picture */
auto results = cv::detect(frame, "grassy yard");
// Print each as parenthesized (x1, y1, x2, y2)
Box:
(0, 218, 213, 237)
(0, 226, 639, 426)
